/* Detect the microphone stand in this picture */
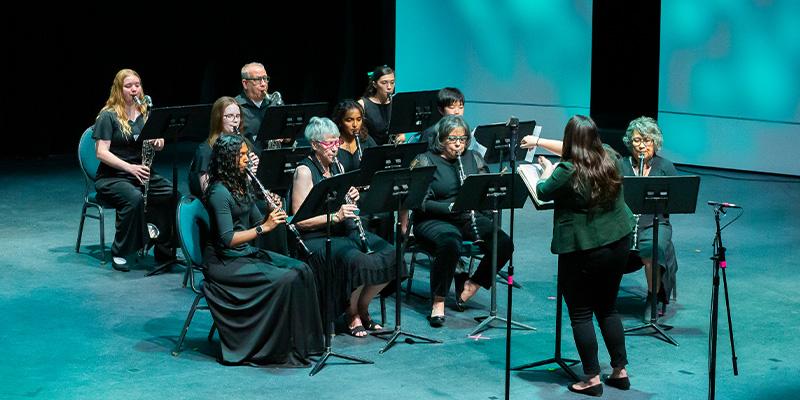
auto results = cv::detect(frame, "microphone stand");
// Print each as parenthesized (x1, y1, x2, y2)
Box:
(708, 204, 739, 400)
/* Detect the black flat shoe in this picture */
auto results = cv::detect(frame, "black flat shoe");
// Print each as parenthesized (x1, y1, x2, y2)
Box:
(112, 257, 129, 272)
(604, 376, 630, 390)
(568, 383, 603, 397)
(427, 314, 445, 328)
(453, 273, 468, 312)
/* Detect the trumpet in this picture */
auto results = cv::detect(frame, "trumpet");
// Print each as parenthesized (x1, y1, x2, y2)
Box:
(333, 156, 374, 254)
(245, 165, 312, 257)
(456, 150, 484, 244)
(631, 152, 646, 251)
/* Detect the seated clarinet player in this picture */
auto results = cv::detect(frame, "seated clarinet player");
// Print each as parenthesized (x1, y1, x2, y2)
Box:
(202, 134, 323, 367)
(291, 117, 401, 338)
(411, 115, 514, 327)
(93, 68, 177, 272)
(189, 96, 288, 255)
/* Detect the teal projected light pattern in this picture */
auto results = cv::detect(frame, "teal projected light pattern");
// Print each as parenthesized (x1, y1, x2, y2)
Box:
(659, 0, 800, 175)
(396, 0, 592, 137)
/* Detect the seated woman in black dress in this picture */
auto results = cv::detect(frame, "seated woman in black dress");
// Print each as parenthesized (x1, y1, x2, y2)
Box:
(203, 134, 323, 367)
(411, 115, 514, 327)
(93, 68, 177, 272)
(331, 99, 377, 172)
(291, 117, 399, 337)
(622, 116, 679, 320)
(189, 96, 287, 255)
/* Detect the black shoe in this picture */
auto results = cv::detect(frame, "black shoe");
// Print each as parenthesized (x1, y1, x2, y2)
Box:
(604, 376, 630, 390)
(453, 273, 468, 312)
(112, 256, 129, 272)
(427, 314, 445, 328)
(568, 383, 603, 397)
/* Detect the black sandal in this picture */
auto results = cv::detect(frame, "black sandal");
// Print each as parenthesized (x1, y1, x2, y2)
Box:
(349, 325, 368, 337)
(362, 317, 382, 331)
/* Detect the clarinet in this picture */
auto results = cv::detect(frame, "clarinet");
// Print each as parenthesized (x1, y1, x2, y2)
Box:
(456, 150, 484, 244)
(245, 167, 312, 257)
(631, 152, 646, 251)
(134, 94, 159, 240)
(333, 156, 374, 254)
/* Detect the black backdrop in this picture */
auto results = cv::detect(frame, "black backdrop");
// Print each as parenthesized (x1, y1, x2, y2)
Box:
(1, 0, 657, 159)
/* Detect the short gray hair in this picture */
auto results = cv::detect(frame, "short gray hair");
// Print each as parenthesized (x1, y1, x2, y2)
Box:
(304, 117, 340, 142)
(433, 115, 471, 152)
(240, 62, 266, 79)
(623, 116, 663, 153)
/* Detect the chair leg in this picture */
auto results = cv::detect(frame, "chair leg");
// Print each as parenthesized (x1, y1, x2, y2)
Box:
(76, 204, 88, 253)
(172, 293, 204, 356)
(208, 321, 217, 342)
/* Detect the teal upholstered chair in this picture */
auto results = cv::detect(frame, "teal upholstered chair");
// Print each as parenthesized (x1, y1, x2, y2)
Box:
(76, 126, 116, 264)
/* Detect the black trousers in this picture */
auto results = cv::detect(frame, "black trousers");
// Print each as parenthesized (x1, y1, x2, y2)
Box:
(414, 214, 513, 298)
(558, 235, 630, 376)
(95, 173, 177, 257)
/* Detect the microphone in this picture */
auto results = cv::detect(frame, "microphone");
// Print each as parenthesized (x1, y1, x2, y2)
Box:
(707, 201, 742, 209)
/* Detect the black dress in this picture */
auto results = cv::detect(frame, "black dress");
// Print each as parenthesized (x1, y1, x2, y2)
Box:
(621, 154, 679, 301)
(93, 110, 177, 258)
(294, 156, 400, 318)
(360, 97, 392, 145)
(189, 140, 289, 255)
(203, 182, 323, 367)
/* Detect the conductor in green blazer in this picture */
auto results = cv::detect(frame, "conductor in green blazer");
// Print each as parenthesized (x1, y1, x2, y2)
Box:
(535, 115, 636, 396)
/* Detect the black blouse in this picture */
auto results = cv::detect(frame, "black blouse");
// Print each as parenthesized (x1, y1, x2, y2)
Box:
(412, 149, 490, 223)
(206, 182, 262, 259)
(92, 110, 145, 179)
(361, 97, 392, 145)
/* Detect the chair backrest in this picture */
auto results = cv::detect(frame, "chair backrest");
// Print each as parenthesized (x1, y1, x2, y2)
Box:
(78, 126, 100, 182)
(176, 195, 211, 269)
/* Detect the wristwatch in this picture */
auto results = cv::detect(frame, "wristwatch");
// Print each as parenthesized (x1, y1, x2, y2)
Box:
(255, 225, 264, 236)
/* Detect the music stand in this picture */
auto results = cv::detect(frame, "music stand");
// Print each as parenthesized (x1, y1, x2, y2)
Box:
(474, 121, 535, 164)
(388, 90, 442, 141)
(256, 102, 328, 148)
(291, 170, 374, 376)
(355, 142, 428, 188)
(139, 104, 212, 277)
(451, 173, 533, 335)
(256, 146, 311, 195)
(359, 166, 440, 353)
(623, 175, 700, 346)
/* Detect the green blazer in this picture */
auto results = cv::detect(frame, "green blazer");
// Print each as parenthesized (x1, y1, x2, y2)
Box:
(536, 147, 635, 254)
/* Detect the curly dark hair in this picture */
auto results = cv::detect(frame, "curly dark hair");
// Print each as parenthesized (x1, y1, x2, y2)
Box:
(206, 135, 252, 203)
(561, 115, 621, 209)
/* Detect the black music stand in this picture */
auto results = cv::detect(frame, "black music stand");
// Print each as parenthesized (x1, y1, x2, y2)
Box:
(360, 166, 440, 353)
(355, 142, 428, 187)
(139, 104, 212, 277)
(623, 175, 700, 346)
(256, 146, 311, 196)
(451, 173, 533, 335)
(256, 102, 328, 148)
(388, 90, 442, 142)
(292, 170, 373, 376)
(474, 120, 535, 164)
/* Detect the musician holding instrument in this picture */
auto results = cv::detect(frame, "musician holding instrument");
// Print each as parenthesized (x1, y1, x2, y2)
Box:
(358, 65, 398, 145)
(621, 116, 679, 321)
(411, 115, 514, 328)
(189, 96, 289, 255)
(93, 68, 176, 272)
(202, 134, 323, 367)
(331, 99, 376, 172)
(291, 117, 399, 338)
(235, 62, 283, 147)
(535, 115, 634, 396)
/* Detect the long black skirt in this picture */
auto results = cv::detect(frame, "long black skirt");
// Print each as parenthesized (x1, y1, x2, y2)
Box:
(302, 231, 401, 319)
(203, 250, 324, 367)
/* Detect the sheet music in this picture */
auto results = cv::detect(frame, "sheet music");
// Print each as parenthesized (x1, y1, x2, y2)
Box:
(524, 125, 543, 163)
(517, 158, 555, 210)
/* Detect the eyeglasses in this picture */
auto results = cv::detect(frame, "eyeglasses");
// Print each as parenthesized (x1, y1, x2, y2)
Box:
(316, 140, 340, 149)
(245, 75, 270, 83)
(631, 137, 654, 145)
(223, 113, 241, 121)
(446, 136, 469, 143)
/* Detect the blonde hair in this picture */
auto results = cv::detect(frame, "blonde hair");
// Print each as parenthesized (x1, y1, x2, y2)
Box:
(208, 97, 242, 147)
(98, 69, 148, 136)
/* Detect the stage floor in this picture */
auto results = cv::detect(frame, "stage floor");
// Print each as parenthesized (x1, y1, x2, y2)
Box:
(1, 154, 798, 399)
